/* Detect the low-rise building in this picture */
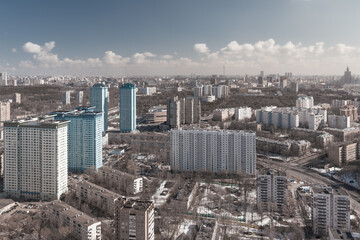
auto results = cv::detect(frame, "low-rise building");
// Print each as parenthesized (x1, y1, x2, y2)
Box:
(74, 180, 122, 216)
(145, 105, 167, 123)
(47, 200, 101, 240)
(98, 167, 143, 195)
(328, 141, 359, 167)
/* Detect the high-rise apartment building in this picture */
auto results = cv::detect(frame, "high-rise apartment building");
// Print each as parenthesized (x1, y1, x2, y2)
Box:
(167, 96, 201, 128)
(4, 118, 69, 200)
(0, 72, 7, 86)
(53, 107, 103, 172)
(90, 83, 109, 132)
(312, 186, 350, 236)
(170, 129, 256, 174)
(328, 115, 350, 129)
(115, 198, 155, 240)
(76, 90, 84, 105)
(340, 105, 358, 122)
(257, 170, 287, 209)
(296, 96, 314, 109)
(0, 101, 11, 126)
(12, 93, 21, 104)
(62, 91, 71, 105)
(120, 83, 136, 132)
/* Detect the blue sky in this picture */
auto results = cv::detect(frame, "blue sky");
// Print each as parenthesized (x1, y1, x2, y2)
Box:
(1, 0, 360, 75)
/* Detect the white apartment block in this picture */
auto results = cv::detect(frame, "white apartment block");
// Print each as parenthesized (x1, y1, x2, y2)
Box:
(312, 186, 350, 236)
(328, 115, 350, 129)
(170, 129, 256, 174)
(296, 95, 314, 109)
(74, 180, 122, 216)
(257, 170, 287, 209)
(98, 167, 143, 195)
(62, 91, 71, 105)
(4, 118, 69, 201)
(0, 72, 7, 86)
(138, 87, 156, 95)
(212, 85, 229, 99)
(309, 114, 324, 130)
(235, 107, 252, 121)
(48, 200, 101, 240)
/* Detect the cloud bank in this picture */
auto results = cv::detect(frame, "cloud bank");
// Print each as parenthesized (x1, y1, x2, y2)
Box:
(10, 39, 360, 75)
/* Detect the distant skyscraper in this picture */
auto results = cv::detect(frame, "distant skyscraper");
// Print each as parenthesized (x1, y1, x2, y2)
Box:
(53, 107, 103, 172)
(120, 83, 136, 131)
(76, 91, 83, 105)
(90, 84, 109, 132)
(342, 66, 353, 84)
(4, 118, 69, 200)
(0, 72, 7, 86)
(62, 91, 71, 105)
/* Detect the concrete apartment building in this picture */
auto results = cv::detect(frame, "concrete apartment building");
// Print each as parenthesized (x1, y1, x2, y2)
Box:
(53, 107, 103, 172)
(296, 96, 314, 109)
(257, 170, 287, 209)
(0, 72, 7, 86)
(170, 129, 256, 174)
(340, 105, 358, 122)
(76, 90, 84, 105)
(329, 229, 360, 240)
(328, 141, 359, 166)
(312, 186, 350, 236)
(74, 180, 122, 216)
(12, 93, 21, 104)
(98, 167, 143, 195)
(328, 115, 350, 129)
(4, 118, 69, 200)
(167, 96, 201, 128)
(115, 199, 154, 240)
(62, 91, 71, 105)
(47, 200, 101, 240)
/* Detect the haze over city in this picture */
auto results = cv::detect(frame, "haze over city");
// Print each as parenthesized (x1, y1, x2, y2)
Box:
(2, 0, 360, 75)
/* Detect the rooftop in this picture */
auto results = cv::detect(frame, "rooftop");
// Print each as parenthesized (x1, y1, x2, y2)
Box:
(122, 199, 153, 211)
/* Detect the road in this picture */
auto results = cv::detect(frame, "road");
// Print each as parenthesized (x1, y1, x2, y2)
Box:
(258, 157, 360, 212)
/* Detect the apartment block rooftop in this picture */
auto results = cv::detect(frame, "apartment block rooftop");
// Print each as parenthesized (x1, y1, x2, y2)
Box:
(122, 199, 153, 211)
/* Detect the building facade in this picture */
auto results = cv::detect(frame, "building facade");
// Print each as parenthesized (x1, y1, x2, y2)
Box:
(312, 186, 350, 236)
(4, 118, 68, 200)
(62, 91, 71, 105)
(90, 83, 109, 132)
(53, 107, 103, 172)
(115, 199, 155, 240)
(48, 200, 101, 240)
(76, 90, 84, 105)
(257, 170, 287, 209)
(170, 129, 256, 174)
(120, 83, 136, 132)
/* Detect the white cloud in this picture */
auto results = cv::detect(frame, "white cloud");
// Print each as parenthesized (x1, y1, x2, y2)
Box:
(193, 43, 209, 54)
(16, 39, 360, 75)
(12, 48, 17, 53)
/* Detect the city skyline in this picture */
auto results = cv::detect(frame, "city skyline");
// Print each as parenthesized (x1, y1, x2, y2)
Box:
(2, 0, 360, 75)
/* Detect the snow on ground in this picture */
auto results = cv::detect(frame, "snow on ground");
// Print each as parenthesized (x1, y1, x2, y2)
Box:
(174, 219, 196, 238)
(151, 180, 171, 207)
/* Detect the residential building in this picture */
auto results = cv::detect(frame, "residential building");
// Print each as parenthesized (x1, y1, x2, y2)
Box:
(12, 93, 21, 104)
(340, 105, 358, 122)
(74, 180, 122, 216)
(312, 186, 350, 236)
(53, 107, 103, 172)
(331, 99, 352, 109)
(0, 72, 7, 86)
(167, 97, 181, 129)
(62, 91, 71, 105)
(138, 87, 156, 95)
(328, 115, 350, 129)
(76, 90, 84, 105)
(4, 118, 68, 200)
(257, 170, 287, 209)
(47, 200, 101, 240)
(98, 167, 143, 195)
(235, 107, 252, 121)
(296, 96, 314, 109)
(120, 83, 136, 132)
(115, 198, 155, 240)
(0, 101, 11, 127)
(90, 83, 109, 132)
(194, 85, 203, 97)
(167, 96, 200, 128)
(329, 229, 360, 240)
(290, 81, 299, 93)
(328, 141, 358, 166)
(170, 129, 256, 174)
(309, 114, 324, 130)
